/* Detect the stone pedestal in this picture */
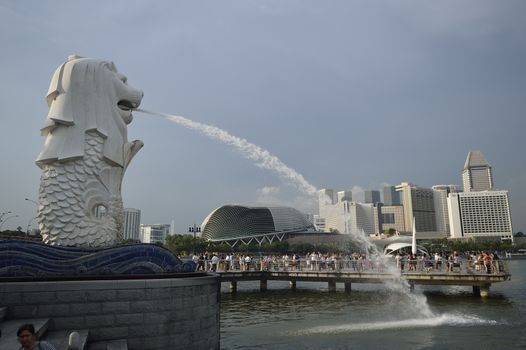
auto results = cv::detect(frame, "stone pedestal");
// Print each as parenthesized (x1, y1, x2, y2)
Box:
(0, 274, 219, 349)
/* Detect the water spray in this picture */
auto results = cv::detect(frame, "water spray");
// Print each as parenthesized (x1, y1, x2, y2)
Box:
(135, 108, 318, 196)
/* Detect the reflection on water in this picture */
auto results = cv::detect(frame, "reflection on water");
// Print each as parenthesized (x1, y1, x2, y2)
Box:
(221, 260, 526, 349)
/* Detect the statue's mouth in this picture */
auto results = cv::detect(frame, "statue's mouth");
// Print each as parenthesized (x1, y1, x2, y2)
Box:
(117, 100, 137, 112)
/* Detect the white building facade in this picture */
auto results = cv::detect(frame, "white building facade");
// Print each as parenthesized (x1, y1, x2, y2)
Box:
(318, 189, 375, 234)
(140, 224, 171, 245)
(447, 191, 513, 241)
(432, 185, 461, 236)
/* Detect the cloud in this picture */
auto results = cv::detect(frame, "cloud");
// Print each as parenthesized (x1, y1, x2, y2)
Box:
(258, 186, 280, 196)
(255, 186, 317, 214)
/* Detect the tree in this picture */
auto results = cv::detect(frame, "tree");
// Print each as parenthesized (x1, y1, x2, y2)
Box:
(384, 228, 396, 236)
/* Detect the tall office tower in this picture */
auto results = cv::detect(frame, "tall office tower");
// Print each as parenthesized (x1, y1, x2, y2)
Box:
(140, 224, 171, 244)
(347, 202, 375, 235)
(364, 190, 381, 204)
(448, 191, 513, 241)
(374, 205, 405, 233)
(318, 188, 375, 234)
(432, 185, 461, 236)
(396, 182, 437, 233)
(123, 208, 141, 241)
(337, 191, 353, 202)
(383, 186, 400, 206)
(462, 150, 493, 192)
(318, 189, 335, 206)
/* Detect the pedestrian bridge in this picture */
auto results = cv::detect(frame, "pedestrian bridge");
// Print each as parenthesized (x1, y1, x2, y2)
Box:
(210, 258, 511, 298)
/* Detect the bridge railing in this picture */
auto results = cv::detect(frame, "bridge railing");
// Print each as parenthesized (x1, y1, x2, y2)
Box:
(192, 257, 508, 276)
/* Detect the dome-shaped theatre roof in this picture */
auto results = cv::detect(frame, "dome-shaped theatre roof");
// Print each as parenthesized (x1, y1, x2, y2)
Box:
(201, 205, 313, 241)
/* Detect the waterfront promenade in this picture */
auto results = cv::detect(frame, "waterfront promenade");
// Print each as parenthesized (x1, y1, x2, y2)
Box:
(202, 257, 511, 297)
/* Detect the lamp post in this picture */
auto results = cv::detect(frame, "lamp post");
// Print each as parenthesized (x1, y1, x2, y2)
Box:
(26, 216, 38, 235)
(189, 224, 201, 255)
(0, 214, 19, 230)
(0, 211, 12, 222)
(24, 199, 39, 237)
(25, 198, 38, 206)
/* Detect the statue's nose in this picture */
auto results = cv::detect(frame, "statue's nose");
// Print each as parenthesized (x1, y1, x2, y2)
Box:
(136, 90, 144, 102)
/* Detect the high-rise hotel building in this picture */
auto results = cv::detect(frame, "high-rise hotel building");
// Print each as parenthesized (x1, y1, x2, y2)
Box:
(462, 150, 493, 192)
(447, 151, 513, 241)
(448, 191, 513, 241)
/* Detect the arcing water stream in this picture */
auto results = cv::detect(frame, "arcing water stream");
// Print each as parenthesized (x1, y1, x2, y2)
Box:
(135, 109, 317, 196)
(135, 108, 497, 332)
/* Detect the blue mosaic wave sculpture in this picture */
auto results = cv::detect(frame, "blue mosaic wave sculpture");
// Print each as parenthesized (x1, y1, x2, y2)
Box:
(0, 240, 196, 277)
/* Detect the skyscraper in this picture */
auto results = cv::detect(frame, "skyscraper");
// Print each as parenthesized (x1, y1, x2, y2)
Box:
(364, 190, 381, 204)
(448, 191, 513, 241)
(337, 191, 353, 202)
(123, 208, 141, 241)
(462, 150, 493, 192)
(383, 186, 400, 206)
(448, 151, 513, 241)
(318, 189, 375, 234)
(432, 185, 461, 236)
(396, 182, 437, 233)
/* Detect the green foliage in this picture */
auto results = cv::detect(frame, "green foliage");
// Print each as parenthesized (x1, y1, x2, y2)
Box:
(165, 234, 205, 255)
(383, 228, 396, 236)
(423, 238, 516, 253)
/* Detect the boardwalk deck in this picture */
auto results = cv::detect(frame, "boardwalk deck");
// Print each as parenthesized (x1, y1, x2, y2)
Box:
(215, 261, 511, 297)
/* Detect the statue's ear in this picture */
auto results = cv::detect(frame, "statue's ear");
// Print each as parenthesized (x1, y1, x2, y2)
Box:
(47, 62, 66, 107)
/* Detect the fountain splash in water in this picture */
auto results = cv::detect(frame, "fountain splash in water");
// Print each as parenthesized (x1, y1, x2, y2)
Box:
(321, 194, 433, 318)
(135, 108, 318, 196)
(293, 313, 501, 335)
(346, 224, 434, 318)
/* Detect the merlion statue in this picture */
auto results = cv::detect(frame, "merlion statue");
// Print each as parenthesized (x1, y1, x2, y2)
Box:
(36, 55, 143, 246)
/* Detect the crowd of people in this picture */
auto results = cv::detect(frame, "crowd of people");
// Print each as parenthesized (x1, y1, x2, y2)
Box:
(189, 250, 505, 274)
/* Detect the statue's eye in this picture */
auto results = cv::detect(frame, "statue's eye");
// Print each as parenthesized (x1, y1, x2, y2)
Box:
(117, 73, 127, 84)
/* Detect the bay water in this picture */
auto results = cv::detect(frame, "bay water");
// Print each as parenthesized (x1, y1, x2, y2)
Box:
(221, 260, 525, 349)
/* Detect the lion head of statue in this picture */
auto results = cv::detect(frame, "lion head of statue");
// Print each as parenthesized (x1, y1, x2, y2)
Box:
(36, 55, 143, 168)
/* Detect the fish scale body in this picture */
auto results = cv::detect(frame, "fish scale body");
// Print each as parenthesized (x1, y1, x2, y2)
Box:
(38, 131, 123, 246)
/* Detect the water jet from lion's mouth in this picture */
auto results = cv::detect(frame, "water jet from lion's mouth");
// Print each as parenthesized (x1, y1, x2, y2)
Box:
(134, 107, 435, 319)
(134, 108, 318, 196)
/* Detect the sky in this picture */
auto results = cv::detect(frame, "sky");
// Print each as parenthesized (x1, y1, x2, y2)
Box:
(0, 1, 525, 234)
